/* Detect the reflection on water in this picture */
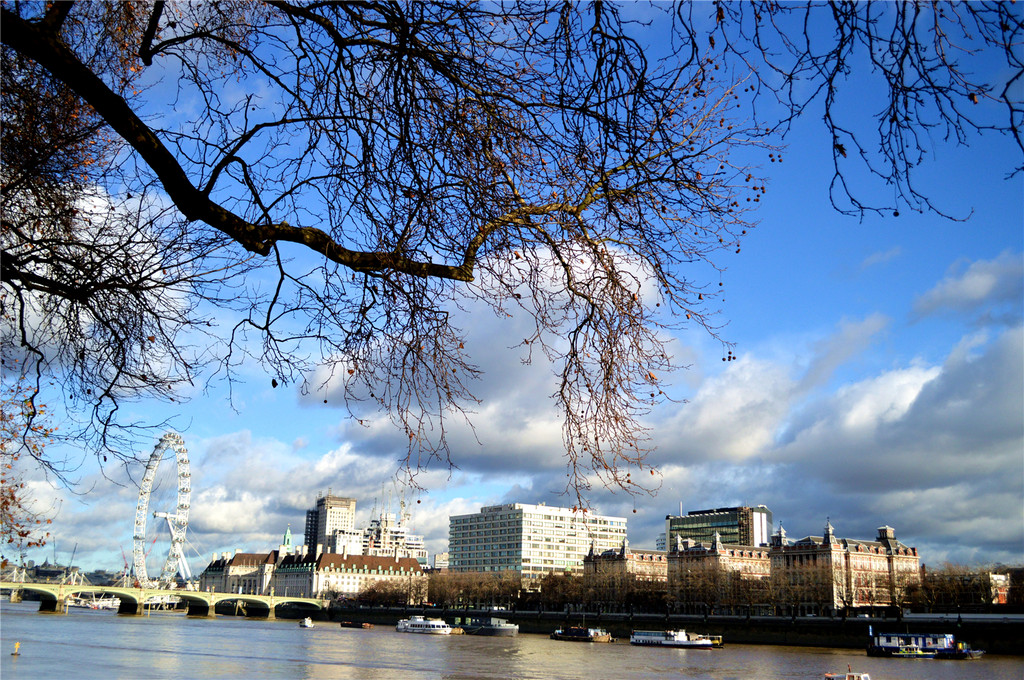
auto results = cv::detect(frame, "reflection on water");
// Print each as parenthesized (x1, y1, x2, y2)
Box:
(2, 601, 1020, 680)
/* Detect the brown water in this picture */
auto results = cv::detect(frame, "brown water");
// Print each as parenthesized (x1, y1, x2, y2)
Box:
(1, 601, 1020, 679)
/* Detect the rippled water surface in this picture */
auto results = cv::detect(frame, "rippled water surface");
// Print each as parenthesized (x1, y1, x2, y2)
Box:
(2, 601, 1021, 679)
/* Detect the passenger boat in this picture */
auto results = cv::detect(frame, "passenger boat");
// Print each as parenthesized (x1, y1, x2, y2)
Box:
(456, 616, 519, 636)
(396, 615, 453, 635)
(338, 621, 374, 629)
(299, 617, 315, 628)
(87, 597, 120, 610)
(629, 630, 715, 648)
(65, 595, 121, 610)
(550, 626, 613, 643)
(824, 667, 870, 680)
(867, 631, 983, 659)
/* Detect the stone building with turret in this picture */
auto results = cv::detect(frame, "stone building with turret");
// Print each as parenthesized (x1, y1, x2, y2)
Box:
(198, 526, 308, 595)
(668, 531, 772, 580)
(583, 539, 668, 582)
(272, 551, 427, 601)
(665, 531, 771, 614)
(769, 521, 921, 616)
(197, 526, 427, 602)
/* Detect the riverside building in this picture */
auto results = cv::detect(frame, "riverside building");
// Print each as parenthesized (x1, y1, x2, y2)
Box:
(199, 527, 308, 595)
(668, 532, 772, 580)
(273, 552, 427, 601)
(197, 527, 426, 601)
(769, 522, 921, 616)
(583, 539, 669, 582)
(304, 491, 357, 555)
(666, 505, 773, 548)
(449, 502, 627, 581)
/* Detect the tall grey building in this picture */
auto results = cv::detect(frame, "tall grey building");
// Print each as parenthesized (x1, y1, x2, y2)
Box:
(666, 505, 772, 548)
(304, 491, 357, 554)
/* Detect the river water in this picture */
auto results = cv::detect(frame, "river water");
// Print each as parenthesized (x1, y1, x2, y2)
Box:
(1, 601, 1020, 679)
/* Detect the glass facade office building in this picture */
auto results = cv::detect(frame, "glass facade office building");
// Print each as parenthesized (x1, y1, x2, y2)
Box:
(449, 503, 627, 579)
(666, 505, 772, 548)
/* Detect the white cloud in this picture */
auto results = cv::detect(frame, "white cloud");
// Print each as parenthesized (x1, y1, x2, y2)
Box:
(797, 313, 890, 392)
(654, 356, 792, 462)
(861, 246, 902, 269)
(913, 250, 1023, 319)
(837, 364, 940, 432)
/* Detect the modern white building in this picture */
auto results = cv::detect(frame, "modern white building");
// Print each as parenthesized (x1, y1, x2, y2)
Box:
(449, 502, 628, 580)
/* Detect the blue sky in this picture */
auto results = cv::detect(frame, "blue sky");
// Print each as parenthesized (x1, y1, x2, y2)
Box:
(12, 9, 1023, 577)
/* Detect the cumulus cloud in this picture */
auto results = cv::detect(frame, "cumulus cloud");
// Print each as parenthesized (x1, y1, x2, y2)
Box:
(766, 326, 1018, 560)
(615, 319, 1022, 564)
(653, 356, 792, 463)
(913, 250, 1023, 322)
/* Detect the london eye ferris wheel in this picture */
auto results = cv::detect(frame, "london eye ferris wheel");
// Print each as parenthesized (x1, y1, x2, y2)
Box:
(132, 431, 193, 589)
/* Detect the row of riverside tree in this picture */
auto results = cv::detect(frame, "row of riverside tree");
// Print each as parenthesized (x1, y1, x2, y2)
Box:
(367, 564, 1022, 616)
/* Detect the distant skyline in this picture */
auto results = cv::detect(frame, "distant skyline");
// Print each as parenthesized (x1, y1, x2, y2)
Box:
(11, 12, 1022, 577)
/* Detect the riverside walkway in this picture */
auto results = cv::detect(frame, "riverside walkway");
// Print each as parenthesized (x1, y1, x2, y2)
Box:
(0, 581, 326, 618)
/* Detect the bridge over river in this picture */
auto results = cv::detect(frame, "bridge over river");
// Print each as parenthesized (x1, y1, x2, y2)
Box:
(0, 581, 327, 619)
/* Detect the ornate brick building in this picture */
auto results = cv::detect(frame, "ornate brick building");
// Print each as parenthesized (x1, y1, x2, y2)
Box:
(769, 522, 920, 615)
(666, 532, 771, 614)
(583, 540, 668, 582)
(668, 532, 772, 580)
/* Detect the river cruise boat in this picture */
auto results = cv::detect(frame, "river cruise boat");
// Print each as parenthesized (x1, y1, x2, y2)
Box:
(629, 630, 715, 648)
(396, 615, 453, 635)
(824, 668, 870, 680)
(867, 631, 983, 659)
(455, 616, 519, 636)
(550, 626, 613, 643)
(338, 621, 374, 629)
(65, 595, 121, 610)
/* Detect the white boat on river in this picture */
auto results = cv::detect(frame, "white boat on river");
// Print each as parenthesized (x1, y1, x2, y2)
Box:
(630, 629, 715, 648)
(396, 615, 452, 635)
(824, 667, 870, 680)
(65, 595, 120, 610)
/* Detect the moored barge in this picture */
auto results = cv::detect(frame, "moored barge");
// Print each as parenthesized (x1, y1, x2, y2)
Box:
(867, 631, 983, 659)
